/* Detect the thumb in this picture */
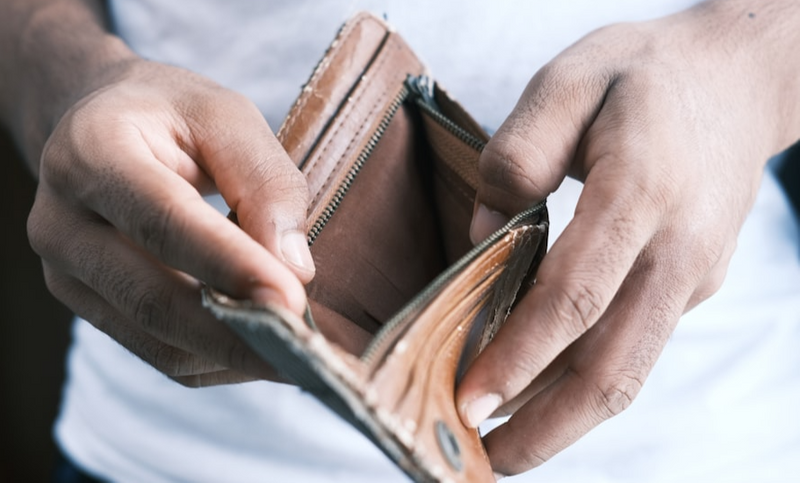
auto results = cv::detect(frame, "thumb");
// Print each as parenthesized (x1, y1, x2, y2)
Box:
(470, 60, 611, 242)
(187, 92, 315, 286)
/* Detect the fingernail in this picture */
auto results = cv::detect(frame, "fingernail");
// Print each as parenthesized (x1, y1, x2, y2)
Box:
(463, 393, 502, 428)
(470, 204, 509, 244)
(493, 472, 506, 481)
(280, 230, 315, 274)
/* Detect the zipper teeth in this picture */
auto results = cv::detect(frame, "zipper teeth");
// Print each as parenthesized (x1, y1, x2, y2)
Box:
(360, 200, 546, 365)
(307, 85, 411, 246)
(414, 98, 487, 152)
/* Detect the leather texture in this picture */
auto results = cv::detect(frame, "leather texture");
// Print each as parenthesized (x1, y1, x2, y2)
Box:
(204, 12, 549, 483)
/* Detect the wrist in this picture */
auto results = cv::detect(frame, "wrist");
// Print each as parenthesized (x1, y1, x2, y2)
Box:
(1, 1, 139, 175)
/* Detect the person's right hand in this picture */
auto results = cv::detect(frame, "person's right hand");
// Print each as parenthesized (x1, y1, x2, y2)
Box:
(27, 59, 317, 387)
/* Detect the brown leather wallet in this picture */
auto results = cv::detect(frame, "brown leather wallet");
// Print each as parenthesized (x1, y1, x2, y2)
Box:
(203, 12, 548, 483)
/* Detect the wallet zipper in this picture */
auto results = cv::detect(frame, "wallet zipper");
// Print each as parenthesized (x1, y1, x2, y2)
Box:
(307, 74, 486, 246)
(405, 74, 487, 152)
(361, 200, 546, 366)
(307, 84, 412, 245)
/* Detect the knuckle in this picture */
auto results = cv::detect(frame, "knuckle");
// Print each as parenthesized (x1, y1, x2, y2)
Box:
(515, 448, 549, 471)
(41, 263, 71, 302)
(688, 231, 729, 269)
(691, 261, 729, 305)
(502, 346, 546, 391)
(532, 58, 586, 96)
(141, 338, 193, 378)
(614, 66, 661, 95)
(593, 152, 675, 214)
(26, 197, 91, 270)
(41, 264, 60, 294)
(480, 136, 550, 198)
(235, 161, 310, 226)
(26, 202, 52, 258)
(151, 345, 187, 377)
(131, 284, 173, 335)
(251, 156, 307, 195)
(41, 101, 112, 193)
(691, 282, 718, 307)
(544, 282, 606, 338)
(589, 370, 644, 418)
(665, 224, 733, 287)
(528, 56, 613, 120)
(134, 201, 178, 259)
(210, 88, 254, 112)
(40, 139, 73, 188)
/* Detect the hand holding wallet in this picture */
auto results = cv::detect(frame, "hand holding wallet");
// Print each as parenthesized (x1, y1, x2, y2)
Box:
(203, 12, 548, 482)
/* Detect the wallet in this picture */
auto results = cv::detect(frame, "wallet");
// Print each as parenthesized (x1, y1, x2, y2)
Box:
(203, 12, 549, 483)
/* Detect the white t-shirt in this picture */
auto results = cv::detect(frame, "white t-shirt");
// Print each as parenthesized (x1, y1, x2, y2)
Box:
(55, 1, 800, 482)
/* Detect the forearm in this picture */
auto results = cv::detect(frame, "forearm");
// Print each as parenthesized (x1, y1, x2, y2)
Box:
(0, 0, 137, 175)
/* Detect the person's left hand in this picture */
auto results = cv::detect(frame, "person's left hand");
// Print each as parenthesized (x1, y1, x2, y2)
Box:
(455, 1, 800, 478)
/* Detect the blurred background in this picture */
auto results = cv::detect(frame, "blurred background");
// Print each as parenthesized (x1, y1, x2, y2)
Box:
(1, 129, 73, 482)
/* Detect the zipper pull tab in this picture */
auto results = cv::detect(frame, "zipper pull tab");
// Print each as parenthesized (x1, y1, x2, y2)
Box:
(405, 74, 439, 109)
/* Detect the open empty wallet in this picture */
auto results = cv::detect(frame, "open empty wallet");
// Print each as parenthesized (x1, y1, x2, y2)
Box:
(203, 12, 549, 483)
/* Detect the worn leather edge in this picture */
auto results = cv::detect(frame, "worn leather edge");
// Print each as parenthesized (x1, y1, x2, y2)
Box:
(300, 29, 426, 228)
(275, 13, 391, 166)
(200, 289, 439, 482)
(201, 216, 547, 483)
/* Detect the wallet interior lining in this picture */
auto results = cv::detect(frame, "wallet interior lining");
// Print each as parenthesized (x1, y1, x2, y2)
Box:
(307, 83, 486, 346)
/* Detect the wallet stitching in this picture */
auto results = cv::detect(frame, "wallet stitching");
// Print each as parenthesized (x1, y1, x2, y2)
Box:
(306, 39, 401, 207)
(278, 16, 375, 142)
(305, 35, 398, 175)
(308, 86, 390, 207)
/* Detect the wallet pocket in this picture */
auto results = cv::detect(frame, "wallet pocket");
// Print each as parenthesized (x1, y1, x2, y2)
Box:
(303, 74, 492, 337)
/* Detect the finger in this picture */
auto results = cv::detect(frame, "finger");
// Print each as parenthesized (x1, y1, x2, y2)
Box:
(483, 256, 689, 476)
(493, 221, 733, 420)
(142, 135, 217, 195)
(172, 369, 277, 388)
(458, 159, 661, 427)
(57, 276, 279, 387)
(459, 71, 686, 426)
(42, 114, 308, 314)
(177, 90, 316, 282)
(30, 196, 278, 380)
(470, 55, 613, 241)
(42, 262, 221, 379)
(493, 346, 574, 419)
